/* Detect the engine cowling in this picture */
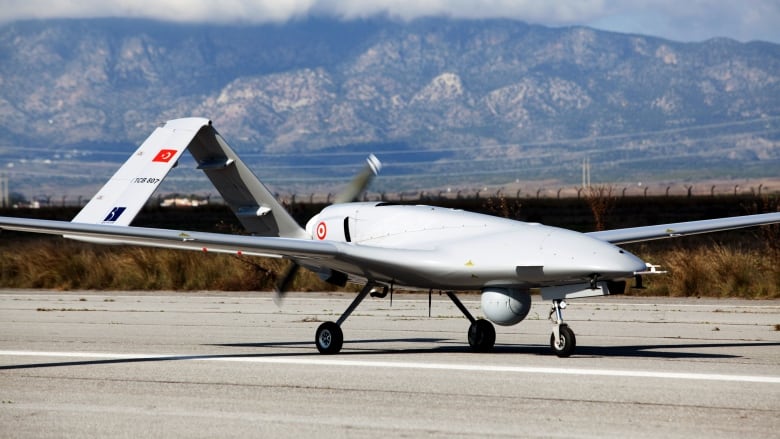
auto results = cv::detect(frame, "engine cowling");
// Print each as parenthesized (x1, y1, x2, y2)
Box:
(481, 288, 532, 326)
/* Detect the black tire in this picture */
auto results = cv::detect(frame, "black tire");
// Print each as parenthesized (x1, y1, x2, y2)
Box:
(468, 319, 496, 352)
(550, 324, 576, 357)
(315, 321, 343, 354)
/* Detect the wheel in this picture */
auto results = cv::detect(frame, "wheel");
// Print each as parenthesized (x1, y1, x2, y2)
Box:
(550, 324, 576, 357)
(315, 321, 343, 354)
(468, 319, 496, 352)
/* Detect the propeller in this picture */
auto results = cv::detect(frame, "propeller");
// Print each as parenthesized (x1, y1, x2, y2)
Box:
(274, 154, 382, 305)
(273, 261, 299, 306)
(332, 154, 382, 204)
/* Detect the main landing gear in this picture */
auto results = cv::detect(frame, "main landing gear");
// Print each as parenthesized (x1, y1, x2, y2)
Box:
(315, 321, 343, 354)
(549, 299, 576, 357)
(445, 292, 496, 352)
(312, 283, 498, 354)
(314, 282, 374, 354)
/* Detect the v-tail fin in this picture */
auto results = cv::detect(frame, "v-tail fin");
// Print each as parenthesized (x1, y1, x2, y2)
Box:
(71, 118, 208, 226)
(70, 117, 308, 240)
(186, 123, 308, 239)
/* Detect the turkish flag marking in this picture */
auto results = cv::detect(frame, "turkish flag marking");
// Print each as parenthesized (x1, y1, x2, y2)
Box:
(153, 149, 177, 163)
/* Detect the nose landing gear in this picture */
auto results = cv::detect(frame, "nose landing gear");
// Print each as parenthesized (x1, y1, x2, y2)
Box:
(549, 299, 576, 357)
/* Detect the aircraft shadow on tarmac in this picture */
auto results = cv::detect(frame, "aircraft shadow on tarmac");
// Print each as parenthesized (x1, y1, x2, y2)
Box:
(3, 340, 778, 370)
(214, 339, 779, 359)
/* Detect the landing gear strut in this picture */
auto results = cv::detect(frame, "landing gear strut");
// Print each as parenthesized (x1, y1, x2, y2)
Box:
(446, 292, 496, 352)
(314, 282, 374, 354)
(313, 284, 497, 354)
(549, 299, 576, 357)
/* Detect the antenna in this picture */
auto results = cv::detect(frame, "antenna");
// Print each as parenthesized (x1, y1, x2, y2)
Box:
(0, 173, 8, 208)
(582, 158, 591, 190)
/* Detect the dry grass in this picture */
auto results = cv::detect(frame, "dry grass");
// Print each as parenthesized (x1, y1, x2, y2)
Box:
(1, 238, 777, 298)
(0, 239, 335, 292)
(630, 244, 779, 299)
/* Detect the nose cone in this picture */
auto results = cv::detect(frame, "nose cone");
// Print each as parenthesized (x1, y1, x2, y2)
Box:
(542, 229, 646, 280)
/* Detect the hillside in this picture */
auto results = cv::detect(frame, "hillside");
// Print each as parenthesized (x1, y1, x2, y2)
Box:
(0, 17, 778, 195)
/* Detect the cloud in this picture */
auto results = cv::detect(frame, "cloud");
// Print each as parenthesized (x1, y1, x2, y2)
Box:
(0, 0, 317, 23)
(1, 0, 778, 43)
(314, 0, 608, 23)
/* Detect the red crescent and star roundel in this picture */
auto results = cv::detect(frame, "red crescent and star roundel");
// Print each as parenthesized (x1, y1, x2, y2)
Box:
(315, 221, 327, 240)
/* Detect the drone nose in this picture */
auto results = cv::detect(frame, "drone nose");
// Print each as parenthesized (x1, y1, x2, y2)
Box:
(542, 229, 646, 279)
(609, 248, 648, 277)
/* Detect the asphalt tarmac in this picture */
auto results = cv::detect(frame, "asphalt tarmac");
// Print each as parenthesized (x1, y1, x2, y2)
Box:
(0, 290, 778, 438)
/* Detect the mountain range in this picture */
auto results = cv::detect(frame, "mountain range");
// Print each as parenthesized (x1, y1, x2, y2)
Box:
(0, 17, 778, 196)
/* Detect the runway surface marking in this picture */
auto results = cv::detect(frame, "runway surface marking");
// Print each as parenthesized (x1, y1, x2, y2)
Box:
(2, 350, 779, 384)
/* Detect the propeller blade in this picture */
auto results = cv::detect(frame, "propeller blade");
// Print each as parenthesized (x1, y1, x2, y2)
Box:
(273, 261, 300, 306)
(332, 154, 382, 203)
(275, 155, 381, 306)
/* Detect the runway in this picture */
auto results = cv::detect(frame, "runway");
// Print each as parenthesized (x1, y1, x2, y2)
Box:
(1, 290, 778, 438)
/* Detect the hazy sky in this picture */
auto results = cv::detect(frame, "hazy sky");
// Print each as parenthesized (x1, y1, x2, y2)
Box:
(1, 0, 778, 44)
